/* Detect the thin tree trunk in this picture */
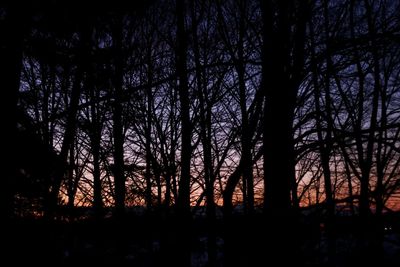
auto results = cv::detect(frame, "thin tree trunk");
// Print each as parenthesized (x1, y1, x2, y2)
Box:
(145, 45, 154, 210)
(175, 1, 192, 266)
(112, 18, 126, 217)
(237, 10, 254, 213)
(349, 0, 370, 218)
(87, 53, 103, 218)
(91, 110, 103, 218)
(344, 161, 355, 216)
(191, 2, 217, 264)
(153, 162, 162, 207)
(223, 146, 264, 216)
(67, 142, 75, 210)
(164, 171, 171, 208)
(164, 87, 174, 208)
(47, 26, 88, 218)
(364, 0, 384, 262)
(176, 0, 191, 217)
(223, 162, 242, 216)
(320, 1, 337, 261)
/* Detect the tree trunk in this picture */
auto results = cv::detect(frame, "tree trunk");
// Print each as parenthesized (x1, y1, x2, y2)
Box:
(237, 3, 254, 212)
(87, 50, 104, 218)
(176, 0, 191, 217)
(46, 25, 89, 218)
(145, 47, 154, 210)
(1, 7, 24, 221)
(112, 18, 126, 217)
(91, 110, 103, 218)
(314, 1, 337, 261)
(175, 1, 192, 266)
(67, 142, 75, 209)
(262, 0, 307, 264)
(349, 0, 370, 219)
(191, 2, 217, 263)
(263, 0, 293, 218)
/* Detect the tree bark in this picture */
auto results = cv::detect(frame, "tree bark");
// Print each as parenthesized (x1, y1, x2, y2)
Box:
(1, 7, 24, 221)
(90, 95, 103, 217)
(237, 0, 254, 213)
(112, 18, 126, 217)
(145, 45, 154, 210)
(46, 24, 89, 218)
(262, 0, 307, 264)
(191, 2, 217, 264)
(175, 0, 192, 266)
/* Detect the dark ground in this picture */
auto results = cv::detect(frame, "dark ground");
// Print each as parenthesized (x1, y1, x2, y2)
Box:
(4, 211, 400, 266)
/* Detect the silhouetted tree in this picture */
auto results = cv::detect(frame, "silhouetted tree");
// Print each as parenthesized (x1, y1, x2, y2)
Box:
(111, 15, 126, 217)
(262, 0, 308, 264)
(1, 6, 25, 221)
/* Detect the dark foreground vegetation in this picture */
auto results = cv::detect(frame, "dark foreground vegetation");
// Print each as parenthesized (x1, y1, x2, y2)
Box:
(2, 0, 400, 266)
(5, 209, 400, 266)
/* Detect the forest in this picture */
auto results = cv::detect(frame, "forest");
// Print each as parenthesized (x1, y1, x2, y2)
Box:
(1, 0, 400, 266)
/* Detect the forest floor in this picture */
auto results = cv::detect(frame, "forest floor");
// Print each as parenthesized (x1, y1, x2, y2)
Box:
(4, 211, 400, 266)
